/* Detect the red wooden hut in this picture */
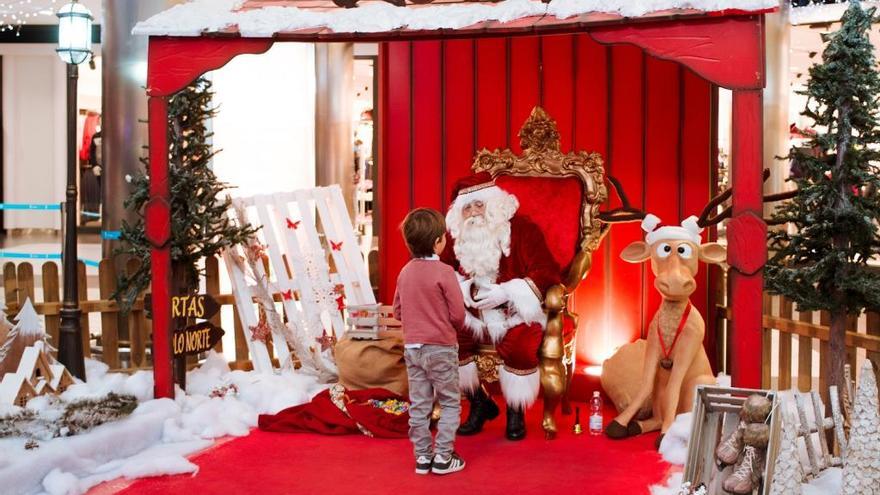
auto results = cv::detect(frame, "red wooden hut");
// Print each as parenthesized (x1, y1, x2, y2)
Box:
(137, 0, 774, 399)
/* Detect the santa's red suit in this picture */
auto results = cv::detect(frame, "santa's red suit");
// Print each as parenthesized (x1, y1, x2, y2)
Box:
(441, 174, 560, 412)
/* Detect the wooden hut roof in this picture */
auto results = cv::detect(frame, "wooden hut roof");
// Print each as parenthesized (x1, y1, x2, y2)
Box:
(133, 0, 776, 40)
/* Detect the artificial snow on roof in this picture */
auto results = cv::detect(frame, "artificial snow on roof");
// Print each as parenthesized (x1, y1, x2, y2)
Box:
(133, 0, 777, 37)
(789, 1, 880, 25)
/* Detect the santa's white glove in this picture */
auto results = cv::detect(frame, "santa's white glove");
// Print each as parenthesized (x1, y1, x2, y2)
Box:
(473, 284, 509, 310)
(459, 278, 477, 308)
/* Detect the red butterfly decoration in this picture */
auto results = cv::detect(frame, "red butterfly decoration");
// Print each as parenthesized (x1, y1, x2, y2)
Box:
(281, 289, 293, 301)
(330, 240, 343, 251)
(286, 218, 300, 230)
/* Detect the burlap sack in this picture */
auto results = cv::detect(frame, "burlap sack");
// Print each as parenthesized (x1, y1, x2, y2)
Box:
(335, 331, 408, 397)
(600, 339, 653, 420)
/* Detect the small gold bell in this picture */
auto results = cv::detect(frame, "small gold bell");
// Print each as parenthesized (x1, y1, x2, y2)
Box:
(573, 406, 583, 435)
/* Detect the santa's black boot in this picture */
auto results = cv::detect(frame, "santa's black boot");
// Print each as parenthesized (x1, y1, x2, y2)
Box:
(457, 388, 499, 435)
(505, 406, 526, 441)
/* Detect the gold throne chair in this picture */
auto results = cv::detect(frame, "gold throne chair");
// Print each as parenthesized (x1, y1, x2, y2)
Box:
(469, 106, 608, 438)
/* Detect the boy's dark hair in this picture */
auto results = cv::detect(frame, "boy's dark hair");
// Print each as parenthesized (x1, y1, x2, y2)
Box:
(401, 208, 446, 258)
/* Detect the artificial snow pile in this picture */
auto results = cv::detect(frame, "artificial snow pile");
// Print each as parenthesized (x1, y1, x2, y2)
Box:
(133, 0, 777, 37)
(0, 352, 324, 495)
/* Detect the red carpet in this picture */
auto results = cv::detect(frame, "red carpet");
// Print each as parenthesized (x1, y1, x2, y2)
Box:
(117, 403, 671, 495)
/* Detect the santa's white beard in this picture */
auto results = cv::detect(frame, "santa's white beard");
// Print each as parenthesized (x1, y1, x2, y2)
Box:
(454, 215, 510, 283)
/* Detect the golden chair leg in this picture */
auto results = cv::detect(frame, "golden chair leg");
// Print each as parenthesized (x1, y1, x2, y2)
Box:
(560, 331, 577, 415)
(540, 355, 566, 439)
(540, 311, 566, 439)
(561, 359, 575, 415)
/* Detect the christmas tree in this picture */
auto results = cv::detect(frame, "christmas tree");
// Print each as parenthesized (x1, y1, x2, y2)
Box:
(0, 299, 47, 375)
(841, 360, 880, 493)
(116, 77, 257, 309)
(768, 411, 803, 495)
(766, 1, 880, 392)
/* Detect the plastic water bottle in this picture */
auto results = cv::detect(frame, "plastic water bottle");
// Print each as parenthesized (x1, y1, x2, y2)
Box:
(589, 391, 603, 435)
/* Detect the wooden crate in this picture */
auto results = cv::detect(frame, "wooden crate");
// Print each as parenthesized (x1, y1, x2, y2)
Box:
(345, 304, 400, 340)
(684, 385, 781, 495)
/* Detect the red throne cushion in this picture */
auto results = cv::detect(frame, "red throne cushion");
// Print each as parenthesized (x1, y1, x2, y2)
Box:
(496, 175, 584, 272)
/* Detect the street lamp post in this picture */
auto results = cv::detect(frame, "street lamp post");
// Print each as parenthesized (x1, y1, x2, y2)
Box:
(56, 0, 93, 380)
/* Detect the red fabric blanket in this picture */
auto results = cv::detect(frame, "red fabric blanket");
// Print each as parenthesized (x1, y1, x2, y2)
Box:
(258, 385, 410, 439)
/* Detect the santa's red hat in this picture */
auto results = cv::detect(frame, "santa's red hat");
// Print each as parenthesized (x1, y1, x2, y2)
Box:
(449, 172, 508, 209)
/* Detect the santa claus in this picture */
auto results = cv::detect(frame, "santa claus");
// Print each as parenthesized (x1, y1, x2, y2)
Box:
(442, 172, 560, 440)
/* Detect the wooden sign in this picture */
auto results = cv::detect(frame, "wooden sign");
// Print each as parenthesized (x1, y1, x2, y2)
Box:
(172, 321, 224, 357)
(145, 294, 220, 321)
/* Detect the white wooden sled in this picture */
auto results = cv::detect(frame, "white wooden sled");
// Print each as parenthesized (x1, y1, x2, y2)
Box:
(224, 185, 375, 374)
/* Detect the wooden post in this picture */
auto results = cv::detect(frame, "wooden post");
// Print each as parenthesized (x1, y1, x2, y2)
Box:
(728, 89, 765, 389)
(147, 94, 174, 399)
(797, 305, 813, 392)
(778, 297, 793, 390)
(819, 310, 831, 410)
(845, 314, 858, 377)
(77, 261, 91, 358)
(868, 312, 880, 387)
(3, 263, 18, 314)
(16, 262, 35, 302)
(42, 262, 61, 349)
(98, 260, 120, 369)
(126, 259, 145, 369)
(762, 293, 772, 389)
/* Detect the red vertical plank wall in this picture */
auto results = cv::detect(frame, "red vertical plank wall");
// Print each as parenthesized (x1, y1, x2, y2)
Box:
(379, 34, 714, 369)
(378, 42, 412, 300)
(643, 58, 682, 338)
(605, 45, 646, 354)
(569, 36, 608, 364)
(475, 38, 508, 150)
(681, 69, 715, 362)
(443, 40, 476, 206)
(411, 41, 443, 210)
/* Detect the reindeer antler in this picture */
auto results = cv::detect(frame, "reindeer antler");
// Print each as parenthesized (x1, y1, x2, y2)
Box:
(598, 175, 647, 224)
(697, 169, 798, 228)
(601, 169, 798, 228)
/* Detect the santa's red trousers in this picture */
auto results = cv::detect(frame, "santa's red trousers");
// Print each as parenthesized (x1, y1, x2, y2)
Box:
(457, 322, 543, 372)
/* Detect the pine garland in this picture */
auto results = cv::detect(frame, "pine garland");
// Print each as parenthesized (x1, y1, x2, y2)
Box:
(766, 1, 880, 389)
(115, 77, 257, 311)
(0, 393, 138, 441)
(61, 393, 138, 436)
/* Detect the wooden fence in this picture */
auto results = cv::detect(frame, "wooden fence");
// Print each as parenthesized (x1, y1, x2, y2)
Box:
(717, 291, 880, 405)
(7, 255, 879, 396)
(1, 256, 263, 372)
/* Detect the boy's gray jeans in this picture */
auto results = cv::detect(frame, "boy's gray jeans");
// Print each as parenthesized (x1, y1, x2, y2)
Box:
(404, 344, 461, 460)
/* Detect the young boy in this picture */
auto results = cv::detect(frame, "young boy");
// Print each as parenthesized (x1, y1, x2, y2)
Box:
(393, 208, 467, 475)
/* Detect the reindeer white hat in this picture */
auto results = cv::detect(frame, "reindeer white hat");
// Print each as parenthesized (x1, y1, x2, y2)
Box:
(641, 214, 703, 245)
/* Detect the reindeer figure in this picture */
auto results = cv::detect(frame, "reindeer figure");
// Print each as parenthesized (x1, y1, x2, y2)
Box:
(604, 214, 723, 447)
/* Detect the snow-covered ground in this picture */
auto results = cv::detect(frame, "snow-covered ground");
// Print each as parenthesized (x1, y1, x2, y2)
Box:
(0, 353, 325, 495)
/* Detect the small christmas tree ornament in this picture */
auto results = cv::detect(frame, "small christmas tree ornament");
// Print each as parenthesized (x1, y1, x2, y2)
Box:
(768, 411, 803, 495)
(841, 360, 880, 493)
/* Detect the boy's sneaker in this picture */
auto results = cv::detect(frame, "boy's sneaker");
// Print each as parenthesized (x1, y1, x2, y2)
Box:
(415, 455, 432, 475)
(431, 452, 466, 475)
